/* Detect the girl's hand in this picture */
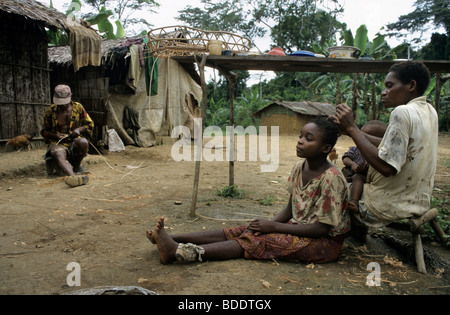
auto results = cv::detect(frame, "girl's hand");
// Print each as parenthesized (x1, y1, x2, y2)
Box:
(248, 219, 276, 234)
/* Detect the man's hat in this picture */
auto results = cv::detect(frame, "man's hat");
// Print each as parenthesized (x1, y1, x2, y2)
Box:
(53, 85, 72, 105)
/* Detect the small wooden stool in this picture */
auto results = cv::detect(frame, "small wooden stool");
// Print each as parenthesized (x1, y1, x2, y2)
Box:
(409, 208, 446, 274)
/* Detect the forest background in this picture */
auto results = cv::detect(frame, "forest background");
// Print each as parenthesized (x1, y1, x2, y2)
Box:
(45, 0, 450, 130)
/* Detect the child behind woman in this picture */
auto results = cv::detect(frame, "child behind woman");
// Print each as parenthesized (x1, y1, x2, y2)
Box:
(342, 121, 387, 213)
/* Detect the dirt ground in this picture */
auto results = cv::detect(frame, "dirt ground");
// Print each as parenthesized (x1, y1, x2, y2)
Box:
(0, 134, 449, 295)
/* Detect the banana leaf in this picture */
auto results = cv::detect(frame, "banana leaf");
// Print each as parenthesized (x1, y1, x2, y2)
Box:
(354, 24, 368, 56)
(342, 29, 354, 46)
(85, 7, 113, 26)
(115, 20, 125, 39)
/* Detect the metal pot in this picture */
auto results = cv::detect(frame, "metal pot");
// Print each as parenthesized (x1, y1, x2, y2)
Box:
(327, 46, 361, 59)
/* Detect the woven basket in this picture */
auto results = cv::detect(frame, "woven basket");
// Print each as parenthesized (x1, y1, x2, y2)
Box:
(208, 40, 223, 55)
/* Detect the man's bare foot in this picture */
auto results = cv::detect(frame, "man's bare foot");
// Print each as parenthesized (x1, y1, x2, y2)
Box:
(153, 217, 178, 265)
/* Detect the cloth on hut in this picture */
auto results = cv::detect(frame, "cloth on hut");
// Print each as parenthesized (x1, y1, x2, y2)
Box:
(144, 44, 159, 96)
(106, 58, 201, 147)
(126, 44, 143, 92)
(123, 106, 142, 147)
(68, 25, 102, 72)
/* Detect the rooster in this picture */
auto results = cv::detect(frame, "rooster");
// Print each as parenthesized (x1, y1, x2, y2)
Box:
(328, 148, 339, 165)
(6, 134, 33, 152)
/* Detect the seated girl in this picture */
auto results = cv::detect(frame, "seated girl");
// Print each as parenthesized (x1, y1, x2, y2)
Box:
(146, 118, 350, 265)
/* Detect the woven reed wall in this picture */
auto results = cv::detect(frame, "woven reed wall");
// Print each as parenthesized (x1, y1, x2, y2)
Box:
(0, 12, 51, 141)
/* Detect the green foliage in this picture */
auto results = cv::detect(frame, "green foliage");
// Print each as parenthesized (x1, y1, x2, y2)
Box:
(259, 195, 276, 206)
(46, 1, 127, 43)
(84, 7, 125, 39)
(84, 0, 160, 33)
(386, 0, 450, 44)
(216, 185, 244, 198)
(205, 87, 267, 130)
(423, 196, 450, 247)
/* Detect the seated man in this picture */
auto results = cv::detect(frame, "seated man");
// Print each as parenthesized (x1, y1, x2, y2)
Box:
(41, 84, 94, 187)
(334, 61, 438, 234)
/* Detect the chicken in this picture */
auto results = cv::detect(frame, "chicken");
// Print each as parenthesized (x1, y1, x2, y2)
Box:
(6, 134, 33, 152)
(328, 148, 339, 165)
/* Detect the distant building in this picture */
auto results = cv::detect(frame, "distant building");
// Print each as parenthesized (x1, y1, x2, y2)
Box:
(252, 101, 335, 135)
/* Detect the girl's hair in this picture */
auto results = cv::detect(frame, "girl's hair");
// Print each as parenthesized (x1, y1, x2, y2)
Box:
(311, 117, 340, 148)
(389, 61, 431, 96)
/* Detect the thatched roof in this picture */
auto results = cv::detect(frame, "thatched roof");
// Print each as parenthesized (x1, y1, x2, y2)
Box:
(253, 101, 335, 118)
(48, 36, 142, 66)
(0, 0, 72, 30)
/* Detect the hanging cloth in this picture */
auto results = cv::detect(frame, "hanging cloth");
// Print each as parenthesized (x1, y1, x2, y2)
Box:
(144, 43, 159, 96)
(123, 106, 142, 147)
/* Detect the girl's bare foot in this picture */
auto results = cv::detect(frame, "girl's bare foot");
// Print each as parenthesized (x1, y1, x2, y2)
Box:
(145, 230, 156, 244)
(153, 217, 178, 265)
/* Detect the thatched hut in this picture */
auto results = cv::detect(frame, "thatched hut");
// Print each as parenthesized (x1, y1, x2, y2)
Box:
(0, 0, 101, 150)
(253, 101, 335, 135)
(48, 37, 202, 148)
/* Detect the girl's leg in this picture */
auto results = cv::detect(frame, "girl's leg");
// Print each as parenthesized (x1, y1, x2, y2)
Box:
(151, 218, 243, 264)
(146, 224, 228, 245)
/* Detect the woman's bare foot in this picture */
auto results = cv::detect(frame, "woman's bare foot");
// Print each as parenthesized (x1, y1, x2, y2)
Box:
(153, 217, 178, 265)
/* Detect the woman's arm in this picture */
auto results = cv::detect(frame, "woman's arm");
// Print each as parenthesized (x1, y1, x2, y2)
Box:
(335, 104, 396, 177)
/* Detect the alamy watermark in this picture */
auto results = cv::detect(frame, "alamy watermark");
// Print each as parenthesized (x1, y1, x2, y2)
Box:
(66, 262, 81, 287)
(366, 262, 381, 287)
(170, 119, 279, 173)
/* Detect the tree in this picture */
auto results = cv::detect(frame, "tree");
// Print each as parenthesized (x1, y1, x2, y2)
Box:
(386, 0, 450, 46)
(83, 0, 160, 35)
(177, 0, 265, 40)
(250, 0, 344, 53)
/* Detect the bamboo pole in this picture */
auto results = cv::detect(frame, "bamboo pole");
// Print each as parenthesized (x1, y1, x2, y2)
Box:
(190, 54, 208, 217)
(226, 72, 238, 187)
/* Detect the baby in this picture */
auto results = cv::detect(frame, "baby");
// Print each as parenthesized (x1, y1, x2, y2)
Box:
(342, 120, 387, 213)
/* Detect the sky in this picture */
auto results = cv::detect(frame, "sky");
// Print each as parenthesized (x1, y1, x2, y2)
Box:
(40, 0, 420, 83)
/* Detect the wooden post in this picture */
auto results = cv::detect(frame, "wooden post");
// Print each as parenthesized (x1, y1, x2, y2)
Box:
(226, 72, 238, 187)
(412, 232, 427, 274)
(190, 54, 208, 218)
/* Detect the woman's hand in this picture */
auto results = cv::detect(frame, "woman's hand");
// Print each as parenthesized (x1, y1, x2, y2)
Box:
(335, 104, 358, 135)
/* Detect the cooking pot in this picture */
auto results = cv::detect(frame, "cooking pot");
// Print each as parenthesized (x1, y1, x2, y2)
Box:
(327, 46, 361, 59)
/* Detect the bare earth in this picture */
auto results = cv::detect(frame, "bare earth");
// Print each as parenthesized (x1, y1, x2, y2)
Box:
(0, 134, 449, 295)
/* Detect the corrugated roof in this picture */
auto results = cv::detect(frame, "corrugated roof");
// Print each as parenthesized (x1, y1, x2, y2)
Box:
(253, 101, 335, 117)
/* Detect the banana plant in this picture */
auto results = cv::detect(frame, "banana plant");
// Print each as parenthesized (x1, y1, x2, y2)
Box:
(85, 7, 125, 40)
(47, 1, 125, 43)
(342, 24, 368, 56)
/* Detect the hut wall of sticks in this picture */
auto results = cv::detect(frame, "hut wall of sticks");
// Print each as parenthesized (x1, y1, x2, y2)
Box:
(0, 4, 53, 149)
